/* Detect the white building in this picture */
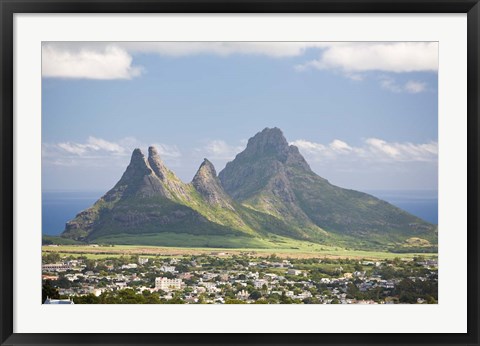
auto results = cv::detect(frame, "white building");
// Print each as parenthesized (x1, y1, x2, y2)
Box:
(160, 266, 176, 273)
(296, 291, 312, 300)
(42, 263, 72, 272)
(115, 282, 128, 288)
(200, 282, 218, 292)
(236, 290, 250, 300)
(287, 269, 302, 276)
(44, 298, 74, 304)
(253, 279, 268, 289)
(121, 263, 138, 270)
(138, 258, 149, 265)
(155, 277, 183, 291)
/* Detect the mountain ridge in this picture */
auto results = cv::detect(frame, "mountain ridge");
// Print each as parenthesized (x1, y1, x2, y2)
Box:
(61, 127, 437, 251)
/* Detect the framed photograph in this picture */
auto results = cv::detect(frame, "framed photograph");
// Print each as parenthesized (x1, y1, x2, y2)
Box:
(1, 0, 479, 345)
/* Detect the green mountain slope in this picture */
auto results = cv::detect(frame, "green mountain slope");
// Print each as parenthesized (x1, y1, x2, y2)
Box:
(62, 148, 257, 241)
(62, 127, 437, 252)
(218, 127, 437, 249)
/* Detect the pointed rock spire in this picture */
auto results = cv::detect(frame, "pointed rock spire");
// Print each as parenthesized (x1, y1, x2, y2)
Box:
(147, 145, 191, 201)
(121, 148, 153, 181)
(194, 158, 217, 178)
(105, 148, 168, 199)
(192, 159, 234, 209)
(148, 146, 168, 181)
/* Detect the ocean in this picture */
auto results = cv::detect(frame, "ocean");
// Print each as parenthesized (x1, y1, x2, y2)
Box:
(42, 191, 104, 236)
(42, 189, 438, 236)
(365, 189, 438, 225)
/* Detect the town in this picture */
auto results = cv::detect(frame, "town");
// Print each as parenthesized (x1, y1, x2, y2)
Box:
(42, 250, 438, 304)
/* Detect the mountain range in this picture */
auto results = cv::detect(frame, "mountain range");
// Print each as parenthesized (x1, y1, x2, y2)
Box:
(61, 128, 437, 252)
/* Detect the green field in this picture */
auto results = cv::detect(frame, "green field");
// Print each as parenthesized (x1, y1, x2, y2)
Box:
(43, 233, 437, 260)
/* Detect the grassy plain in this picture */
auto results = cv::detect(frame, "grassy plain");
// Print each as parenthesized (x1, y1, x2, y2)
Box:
(42, 235, 437, 260)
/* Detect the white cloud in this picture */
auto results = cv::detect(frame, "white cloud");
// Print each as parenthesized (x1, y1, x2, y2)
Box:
(379, 76, 428, 94)
(42, 42, 438, 80)
(86, 137, 126, 153)
(117, 42, 329, 58)
(56, 137, 127, 156)
(330, 139, 352, 152)
(42, 42, 327, 80)
(296, 42, 438, 73)
(43, 137, 181, 167)
(291, 137, 437, 163)
(405, 80, 427, 93)
(290, 139, 326, 152)
(199, 140, 245, 160)
(152, 143, 182, 158)
(379, 76, 403, 93)
(42, 45, 143, 80)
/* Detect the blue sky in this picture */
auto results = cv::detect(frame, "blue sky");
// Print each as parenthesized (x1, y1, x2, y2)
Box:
(42, 42, 438, 192)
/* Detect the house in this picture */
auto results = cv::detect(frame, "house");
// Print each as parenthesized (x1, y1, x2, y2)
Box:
(155, 277, 183, 291)
(236, 290, 250, 300)
(44, 298, 74, 304)
(160, 265, 176, 273)
(200, 282, 218, 292)
(121, 263, 138, 270)
(42, 274, 59, 281)
(42, 263, 72, 272)
(287, 269, 302, 276)
(185, 296, 198, 304)
(138, 258, 149, 265)
(253, 279, 268, 289)
(296, 291, 312, 300)
(179, 272, 193, 280)
(353, 271, 366, 278)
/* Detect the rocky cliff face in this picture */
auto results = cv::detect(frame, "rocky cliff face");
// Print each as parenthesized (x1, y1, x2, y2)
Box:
(63, 148, 168, 240)
(62, 127, 437, 250)
(219, 127, 437, 243)
(62, 146, 254, 241)
(147, 146, 191, 202)
(110, 148, 169, 199)
(192, 159, 235, 210)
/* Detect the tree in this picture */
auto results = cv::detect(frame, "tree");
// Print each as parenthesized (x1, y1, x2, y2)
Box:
(142, 291, 161, 304)
(354, 263, 363, 271)
(55, 277, 72, 289)
(249, 290, 262, 300)
(280, 292, 293, 304)
(225, 298, 246, 304)
(42, 280, 60, 303)
(254, 299, 268, 304)
(42, 252, 61, 264)
(84, 259, 97, 271)
(73, 294, 100, 304)
(303, 297, 320, 304)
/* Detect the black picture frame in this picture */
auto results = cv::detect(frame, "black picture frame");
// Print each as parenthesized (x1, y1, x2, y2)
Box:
(1, 1, 479, 345)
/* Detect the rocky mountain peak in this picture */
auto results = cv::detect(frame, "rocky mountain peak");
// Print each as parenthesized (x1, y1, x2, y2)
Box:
(244, 127, 290, 160)
(123, 148, 152, 178)
(146, 145, 192, 201)
(192, 159, 234, 209)
(192, 159, 219, 190)
(148, 146, 169, 181)
(105, 148, 170, 200)
(62, 127, 437, 250)
(286, 145, 312, 172)
(196, 158, 217, 177)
